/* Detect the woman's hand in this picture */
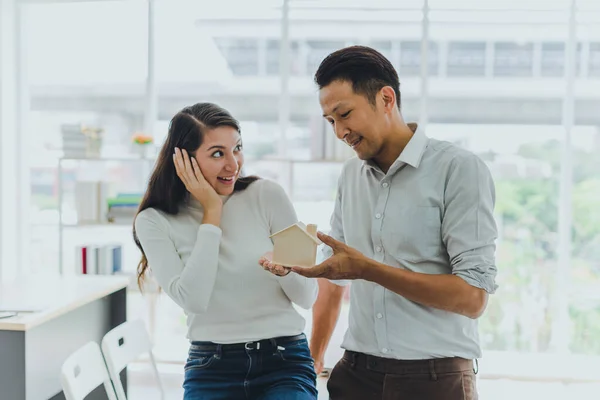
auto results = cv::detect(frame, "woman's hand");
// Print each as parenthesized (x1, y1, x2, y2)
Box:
(174, 148, 222, 214)
(174, 148, 222, 226)
(259, 252, 291, 277)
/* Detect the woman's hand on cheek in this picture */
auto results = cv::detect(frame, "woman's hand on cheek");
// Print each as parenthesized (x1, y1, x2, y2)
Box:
(174, 147, 222, 213)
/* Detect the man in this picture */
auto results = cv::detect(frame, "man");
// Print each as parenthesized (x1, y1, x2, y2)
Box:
(293, 46, 498, 399)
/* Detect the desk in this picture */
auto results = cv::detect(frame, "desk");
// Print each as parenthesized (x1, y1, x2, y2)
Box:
(0, 275, 129, 400)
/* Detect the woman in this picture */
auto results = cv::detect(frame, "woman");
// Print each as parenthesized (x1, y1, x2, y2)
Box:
(133, 102, 319, 400)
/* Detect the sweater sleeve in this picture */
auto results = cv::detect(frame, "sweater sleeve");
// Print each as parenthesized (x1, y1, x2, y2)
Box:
(260, 180, 319, 309)
(134, 209, 221, 314)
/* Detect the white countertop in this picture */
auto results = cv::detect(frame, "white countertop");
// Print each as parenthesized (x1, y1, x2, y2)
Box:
(0, 275, 130, 331)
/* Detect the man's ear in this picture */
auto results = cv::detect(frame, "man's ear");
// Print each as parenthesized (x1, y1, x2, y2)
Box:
(380, 86, 397, 111)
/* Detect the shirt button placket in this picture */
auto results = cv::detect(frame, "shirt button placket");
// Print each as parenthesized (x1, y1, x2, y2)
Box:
(374, 178, 391, 354)
(372, 179, 389, 263)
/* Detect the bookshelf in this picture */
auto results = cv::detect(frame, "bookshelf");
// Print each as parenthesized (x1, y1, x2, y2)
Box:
(57, 156, 156, 275)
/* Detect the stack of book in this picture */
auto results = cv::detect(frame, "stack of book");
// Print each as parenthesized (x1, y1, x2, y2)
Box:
(75, 244, 123, 275)
(61, 123, 103, 158)
(106, 194, 143, 225)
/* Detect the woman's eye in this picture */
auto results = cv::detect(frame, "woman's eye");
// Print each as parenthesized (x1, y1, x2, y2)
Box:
(212, 151, 224, 158)
(341, 110, 351, 118)
(235, 144, 243, 151)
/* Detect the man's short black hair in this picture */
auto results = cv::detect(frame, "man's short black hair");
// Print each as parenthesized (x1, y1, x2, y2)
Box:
(314, 45, 401, 109)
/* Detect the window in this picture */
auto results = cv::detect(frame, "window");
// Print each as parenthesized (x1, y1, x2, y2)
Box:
(540, 42, 583, 77)
(494, 42, 534, 76)
(265, 39, 301, 76)
(214, 38, 259, 76)
(370, 40, 394, 64)
(306, 40, 346, 75)
(427, 124, 600, 365)
(399, 41, 438, 76)
(447, 42, 486, 76)
(590, 43, 600, 77)
(541, 42, 565, 77)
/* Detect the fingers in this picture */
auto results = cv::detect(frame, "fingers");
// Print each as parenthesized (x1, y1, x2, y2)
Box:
(174, 148, 202, 188)
(291, 263, 328, 278)
(263, 263, 290, 276)
(259, 257, 290, 276)
(274, 265, 291, 276)
(181, 149, 196, 183)
(316, 231, 343, 251)
(191, 158, 207, 185)
(173, 148, 188, 186)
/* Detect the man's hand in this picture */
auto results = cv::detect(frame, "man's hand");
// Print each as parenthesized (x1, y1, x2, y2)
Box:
(291, 232, 366, 280)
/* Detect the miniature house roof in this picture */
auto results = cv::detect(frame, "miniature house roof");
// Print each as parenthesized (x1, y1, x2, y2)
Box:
(269, 222, 321, 245)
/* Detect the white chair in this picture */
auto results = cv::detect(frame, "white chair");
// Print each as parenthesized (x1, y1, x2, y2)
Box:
(60, 341, 117, 400)
(101, 319, 165, 400)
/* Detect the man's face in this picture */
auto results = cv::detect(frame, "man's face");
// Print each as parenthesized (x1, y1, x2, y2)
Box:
(319, 80, 389, 161)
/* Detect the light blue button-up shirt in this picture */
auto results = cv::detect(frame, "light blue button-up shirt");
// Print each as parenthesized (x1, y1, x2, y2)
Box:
(321, 124, 498, 360)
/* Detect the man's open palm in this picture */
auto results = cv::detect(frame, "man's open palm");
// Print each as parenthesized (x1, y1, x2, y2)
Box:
(292, 232, 366, 280)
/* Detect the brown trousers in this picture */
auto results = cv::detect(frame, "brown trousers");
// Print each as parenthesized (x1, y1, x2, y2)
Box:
(327, 351, 478, 400)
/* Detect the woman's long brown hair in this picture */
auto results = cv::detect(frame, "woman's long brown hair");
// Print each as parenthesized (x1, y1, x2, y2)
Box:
(133, 102, 259, 290)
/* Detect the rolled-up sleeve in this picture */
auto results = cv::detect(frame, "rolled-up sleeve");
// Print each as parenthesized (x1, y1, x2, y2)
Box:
(442, 153, 498, 294)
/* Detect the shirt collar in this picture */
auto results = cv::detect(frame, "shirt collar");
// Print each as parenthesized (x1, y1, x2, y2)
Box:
(363, 123, 428, 172)
(395, 123, 427, 169)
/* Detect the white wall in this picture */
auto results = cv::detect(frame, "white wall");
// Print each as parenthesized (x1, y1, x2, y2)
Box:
(0, 0, 20, 283)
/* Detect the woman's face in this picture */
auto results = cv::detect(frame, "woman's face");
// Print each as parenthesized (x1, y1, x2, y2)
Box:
(192, 126, 244, 196)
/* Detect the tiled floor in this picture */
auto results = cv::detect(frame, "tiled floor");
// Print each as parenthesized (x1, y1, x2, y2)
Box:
(128, 363, 600, 400)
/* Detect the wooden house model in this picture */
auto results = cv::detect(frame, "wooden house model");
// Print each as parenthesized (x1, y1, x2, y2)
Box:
(269, 222, 321, 267)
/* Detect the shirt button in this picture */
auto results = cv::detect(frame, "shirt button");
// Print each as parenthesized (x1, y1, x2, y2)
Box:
(382, 348, 389, 353)
(375, 213, 382, 219)
(376, 313, 383, 319)
(382, 182, 389, 188)
(376, 246, 382, 252)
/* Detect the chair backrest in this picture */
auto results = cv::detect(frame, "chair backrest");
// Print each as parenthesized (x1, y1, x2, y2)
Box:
(101, 319, 165, 400)
(60, 341, 117, 400)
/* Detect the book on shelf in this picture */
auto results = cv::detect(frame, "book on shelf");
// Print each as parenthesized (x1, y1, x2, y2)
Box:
(73, 187, 143, 225)
(75, 181, 110, 223)
(75, 243, 123, 275)
(106, 193, 143, 224)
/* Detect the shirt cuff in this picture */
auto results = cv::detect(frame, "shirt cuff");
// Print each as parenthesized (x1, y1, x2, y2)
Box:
(198, 223, 222, 236)
(453, 262, 498, 294)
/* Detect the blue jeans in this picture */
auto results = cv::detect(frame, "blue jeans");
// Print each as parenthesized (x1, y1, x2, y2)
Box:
(183, 333, 318, 400)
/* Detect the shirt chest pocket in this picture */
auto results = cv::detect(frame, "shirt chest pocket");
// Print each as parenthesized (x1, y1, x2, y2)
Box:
(383, 206, 443, 263)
